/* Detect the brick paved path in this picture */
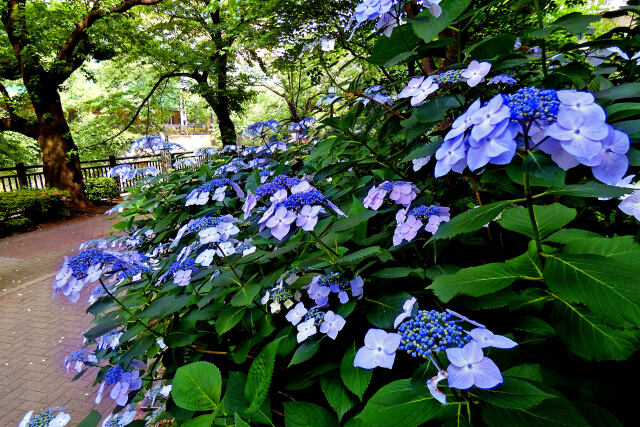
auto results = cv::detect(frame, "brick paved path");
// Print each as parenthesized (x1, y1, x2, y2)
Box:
(0, 214, 117, 424)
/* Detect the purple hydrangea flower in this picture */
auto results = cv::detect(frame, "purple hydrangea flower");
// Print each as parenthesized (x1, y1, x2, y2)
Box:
(556, 90, 606, 122)
(173, 269, 192, 287)
(319, 311, 346, 339)
(350, 276, 365, 298)
(96, 331, 123, 351)
(469, 94, 511, 141)
(410, 77, 439, 106)
(353, 328, 401, 369)
(363, 185, 388, 210)
(412, 155, 431, 171)
(393, 296, 417, 329)
(265, 206, 298, 240)
(588, 127, 630, 185)
(397, 76, 425, 99)
(296, 205, 325, 231)
(445, 341, 503, 390)
(435, 134, 469, 177)
(393, 215, 423, 246)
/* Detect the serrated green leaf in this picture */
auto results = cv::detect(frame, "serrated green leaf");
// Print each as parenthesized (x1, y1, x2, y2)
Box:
(371, 267, 425, 279)
(284, 401, 338, 427)
(429, 252, 541, 302)
(429, 201, 510, 241)
(230, 283, 261, 306)
(289, 337, 323, 366)
(547, 182, 632, 198)
(340, 343, 372, 401)
(367, 25, 419, 66)
(474, 378, 553, 409)
(321, 376, 356, 421)
(245, 338, 282, 413)
(552, 301, 638, 360)
(544, 253, 640, 327)
(172, 361, 222, 411)
(498, 203, 576, 239)
(356, 379, 447, 427)
(215, 307, 246, 335)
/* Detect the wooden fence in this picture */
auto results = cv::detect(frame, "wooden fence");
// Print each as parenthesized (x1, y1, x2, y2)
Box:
(0, 151, 209, 193)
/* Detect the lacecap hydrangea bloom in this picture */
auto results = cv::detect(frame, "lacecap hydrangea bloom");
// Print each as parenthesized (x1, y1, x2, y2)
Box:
(435, 88, 630, 184)
(242, 119, 279, 138)
(18, 406, 70, 427)
(393, 204, 450, 245)
(95, 360, 145, 406)
(305, 272, 364, 305)
(247, 177, 345, 240)
(363, 181, 419, 210)
(185, 178, 245, 206)
(64, 349, 97, 373)
(355, 297, 517, 404)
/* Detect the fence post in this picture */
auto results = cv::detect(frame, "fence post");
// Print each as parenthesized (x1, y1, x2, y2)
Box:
(109, 155, 117, 168)
(16, 162, 27, 188)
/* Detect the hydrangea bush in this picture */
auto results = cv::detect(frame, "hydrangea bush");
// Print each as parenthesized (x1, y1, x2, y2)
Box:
(51, 1, 640, 425)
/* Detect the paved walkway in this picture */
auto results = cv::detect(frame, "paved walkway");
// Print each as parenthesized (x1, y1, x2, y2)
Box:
(0, 214, 117, 424)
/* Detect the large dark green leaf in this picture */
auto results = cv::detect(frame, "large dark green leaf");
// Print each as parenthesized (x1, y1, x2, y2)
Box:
(547, 182, 632, 198)
(482, 398, 588, 426)
(411, 0, 471, 42)
(466, 34, 516, 60)
(172, 361, 222, 411)
(544, 253, 640, 327)
(498, 203, 576, 239)
(530, 13, 600, 38)
(215, 307, 246, 335)
(429, 251, 541, 302)
(366, 292, 412, 328)
(552, 302, 638, 360)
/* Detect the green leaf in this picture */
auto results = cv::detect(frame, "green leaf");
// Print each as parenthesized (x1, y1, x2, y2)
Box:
(482, 398, 588, 426)
(230, 283, 261, 306)
(530, 13, 600, 38)
(502, 365, 543, 382)
(366, 292, 412, 328)
(413, 95, 463, 123)
(552, 301, 638, 360)
(613, 119, 640, 138)
(547, 182, 633, 198)
(340, 343, 372, 400)
(284, 401, 338, 427)
(368, 25, 419, 66)
(466, 34, 516, 60)
(474, 378, 553, 409)
(429, 251, 541, 302)
(140, 294, 191, 318)
(234, 413, 251, 427)
(245, 338, 282, 413)
(606, 102, 640, 121)
(182, 414, 215, 427)
(543, 228, 601, 244)
(76, 410, 102, 427)
(498, 203, 576, 239)
(338, 246, 389, 266)
(429, 201, 510, 241)
(411, 0, 471, 42)
(289, 337, 323, 366)
(562, 235, 640, 264)
(321, 376, 356, 421)
(356, 379, 447, 427)
(215, 307, 246, 335)
(172, 361, 222, 411)
(597, 82, 640, 101)
(544, 253, 640, 327)
(328, 211, 378, 233)
(371, 267, 425, 279)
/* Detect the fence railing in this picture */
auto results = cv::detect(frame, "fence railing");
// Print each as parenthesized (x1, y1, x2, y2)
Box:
(0, 151, 209, 193)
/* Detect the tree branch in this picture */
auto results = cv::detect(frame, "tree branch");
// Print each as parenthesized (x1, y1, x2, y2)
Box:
(52, 0, 163, 82)
(92, 71, 193, 147)
(0, 80, 39, 138)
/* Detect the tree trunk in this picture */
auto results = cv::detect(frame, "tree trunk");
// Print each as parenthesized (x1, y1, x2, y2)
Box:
(34, 90, 87, 206)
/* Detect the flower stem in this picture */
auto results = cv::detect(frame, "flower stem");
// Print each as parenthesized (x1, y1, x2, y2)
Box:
(98, 279, 163, 338)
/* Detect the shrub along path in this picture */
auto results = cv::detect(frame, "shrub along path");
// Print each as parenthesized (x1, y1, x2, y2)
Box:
(0, 213, 116, 424)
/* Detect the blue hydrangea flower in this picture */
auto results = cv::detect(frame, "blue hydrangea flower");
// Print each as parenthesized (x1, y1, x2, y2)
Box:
(393, 205, 450, 245)
(319, 311, 346, 340)
(353, 328, 401, 369)
(359, 85, 392, 106)
(461, 60, 492, 87)
(445, 341, 503, 390)
(433, 69, 465, 85)
(397, 309, 471, 358)
(305, 272, 363, 305)
(95, 361, 145, 406)
(108, 165, 137, 180)
(101, 404, 136, 426)
(173, 157, 197, 169)
(619, 190, 640, 220)
(363, 181, 419, 210)
(64, 350, 97, 373)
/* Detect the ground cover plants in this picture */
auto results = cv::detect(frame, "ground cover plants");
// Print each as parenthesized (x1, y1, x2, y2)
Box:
(34, 1, 640, 426)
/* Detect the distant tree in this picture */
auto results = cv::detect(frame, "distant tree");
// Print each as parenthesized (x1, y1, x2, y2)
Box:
(0, 0, 162, 204)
